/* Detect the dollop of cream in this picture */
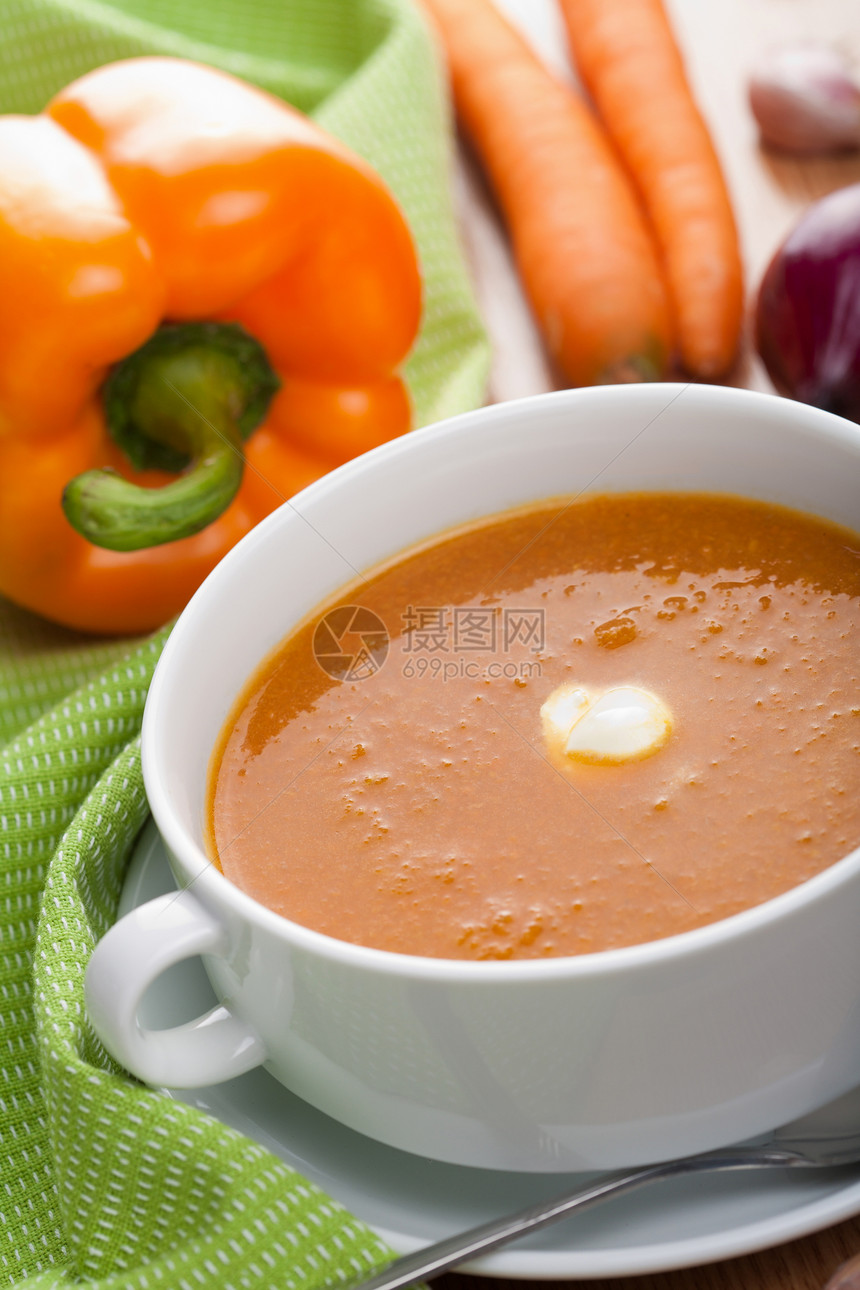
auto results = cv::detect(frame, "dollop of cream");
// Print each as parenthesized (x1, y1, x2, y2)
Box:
(541, 684, 672, 765)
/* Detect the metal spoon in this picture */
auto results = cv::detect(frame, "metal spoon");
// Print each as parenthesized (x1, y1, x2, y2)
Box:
(346, 1114, 860, 1290)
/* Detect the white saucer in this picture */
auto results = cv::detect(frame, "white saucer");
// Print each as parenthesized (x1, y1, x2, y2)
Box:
(120, 820, 860, 1280)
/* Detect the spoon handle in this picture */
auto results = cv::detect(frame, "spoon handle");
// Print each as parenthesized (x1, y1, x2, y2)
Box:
(347, 1149, 798, 1290)
(347, 1163, 666, 1290)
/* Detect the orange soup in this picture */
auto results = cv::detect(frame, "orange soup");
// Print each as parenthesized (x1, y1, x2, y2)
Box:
(208, 493, 860, 959)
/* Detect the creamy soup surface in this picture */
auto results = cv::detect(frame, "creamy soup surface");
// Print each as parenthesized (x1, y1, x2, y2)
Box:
(208, 493, 860, 959)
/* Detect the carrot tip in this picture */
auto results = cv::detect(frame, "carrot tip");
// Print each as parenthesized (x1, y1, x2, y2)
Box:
(597, 353, 665, 384)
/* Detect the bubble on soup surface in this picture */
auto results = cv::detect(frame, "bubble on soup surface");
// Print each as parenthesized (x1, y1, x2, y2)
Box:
(594, 616, 638, 648)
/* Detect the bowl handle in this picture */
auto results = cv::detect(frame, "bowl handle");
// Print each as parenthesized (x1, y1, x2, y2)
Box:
(85, 890, 267, 1088)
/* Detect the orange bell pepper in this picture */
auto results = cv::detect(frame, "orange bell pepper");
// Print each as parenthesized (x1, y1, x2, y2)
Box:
(0, 57, 421, 635)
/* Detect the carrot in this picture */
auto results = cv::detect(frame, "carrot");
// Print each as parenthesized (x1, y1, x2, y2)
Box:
(421, 0, 672, 387)
(558, 0, 744, 379)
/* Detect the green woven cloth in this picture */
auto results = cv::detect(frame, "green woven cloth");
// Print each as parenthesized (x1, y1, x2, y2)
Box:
(0, 2, 490, 1284)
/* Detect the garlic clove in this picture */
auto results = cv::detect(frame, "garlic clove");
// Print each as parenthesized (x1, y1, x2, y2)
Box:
(749, 45, 860, 154)
(823, 1249, 860, 1290)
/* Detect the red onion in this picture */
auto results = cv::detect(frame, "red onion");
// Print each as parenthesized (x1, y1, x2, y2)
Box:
(755, 182, 860, 423)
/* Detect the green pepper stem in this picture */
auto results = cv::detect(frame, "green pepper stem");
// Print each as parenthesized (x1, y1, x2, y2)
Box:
(62, 424, 243, 553)
(63, 324, 279, 552)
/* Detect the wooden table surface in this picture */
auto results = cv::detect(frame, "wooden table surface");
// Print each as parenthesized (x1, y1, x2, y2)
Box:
(442, 1, 860, 1287)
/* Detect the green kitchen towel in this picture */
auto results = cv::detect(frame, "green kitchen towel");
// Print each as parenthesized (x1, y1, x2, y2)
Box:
(0, 1, 490, 1284)
(4, 629, 395, 1288)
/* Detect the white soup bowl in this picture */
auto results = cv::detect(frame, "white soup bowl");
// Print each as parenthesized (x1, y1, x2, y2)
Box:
(86, 383, 860, 1173)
